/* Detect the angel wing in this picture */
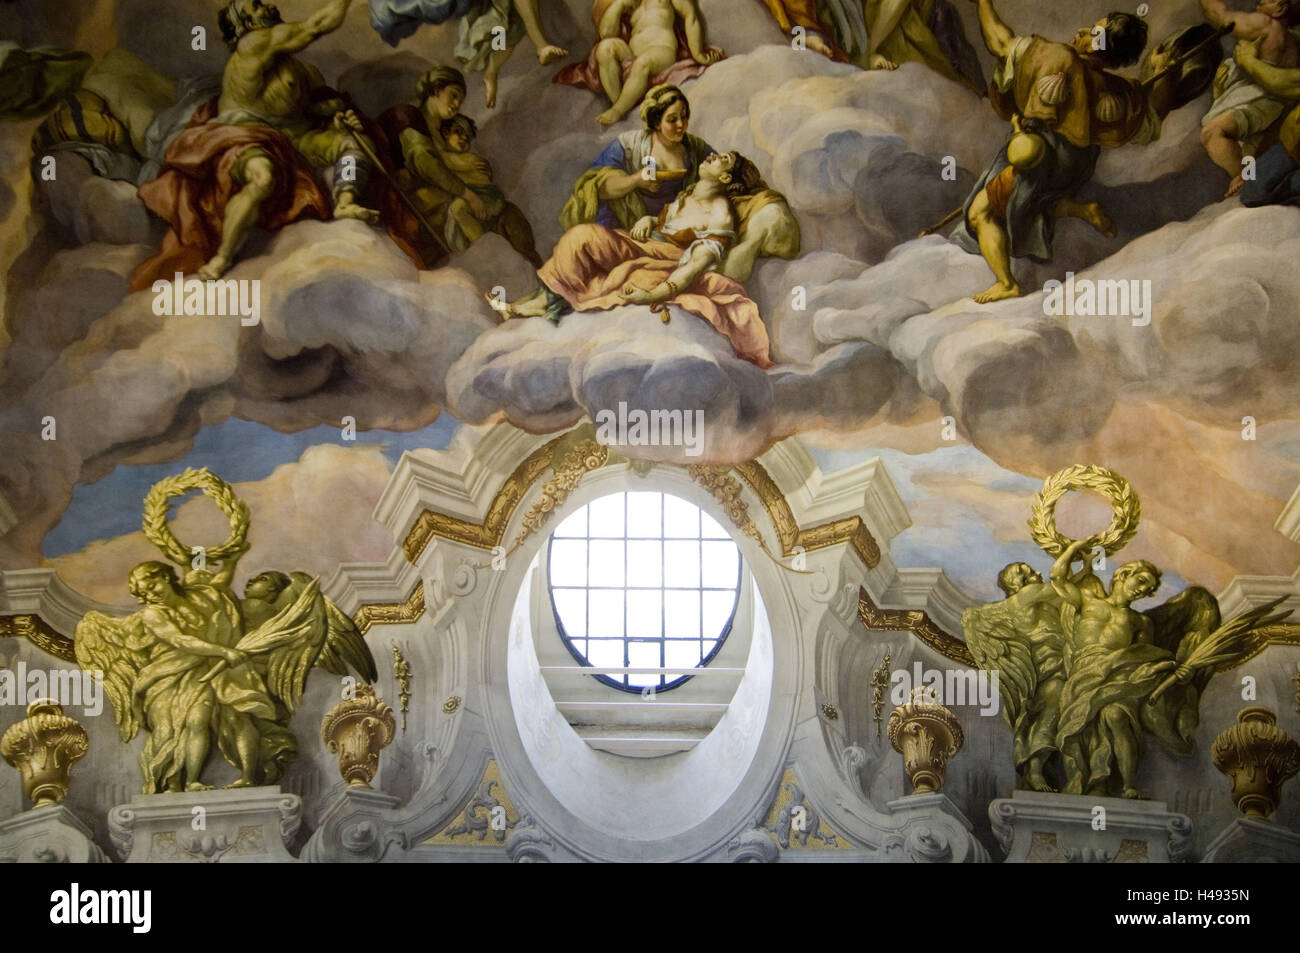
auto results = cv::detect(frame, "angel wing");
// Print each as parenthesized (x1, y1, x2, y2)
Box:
(234, 573, 377, 713)
(73, 610, 148, 742)
(960, 600, 1035, 733)
(1145, 585, 1221, 656)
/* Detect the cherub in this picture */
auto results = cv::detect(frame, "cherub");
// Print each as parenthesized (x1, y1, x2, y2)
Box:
(437, 114, 508, 250)
(1200, 0, 1299, 197)
(592, 0, 721, 125)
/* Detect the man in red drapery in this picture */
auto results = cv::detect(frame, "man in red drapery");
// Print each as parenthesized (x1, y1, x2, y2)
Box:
(130, 0, 386, 291)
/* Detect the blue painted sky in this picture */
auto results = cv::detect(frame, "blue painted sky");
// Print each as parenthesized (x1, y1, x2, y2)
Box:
(42, 415, 461, 558)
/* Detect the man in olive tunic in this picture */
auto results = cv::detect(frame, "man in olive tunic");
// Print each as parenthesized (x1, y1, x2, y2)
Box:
(955, 1, 1160, 302)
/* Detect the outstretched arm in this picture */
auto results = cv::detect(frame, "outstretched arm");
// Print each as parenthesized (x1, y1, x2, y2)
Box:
(968, 0, 1014, 59)
(623, 233, 726, 304)
(141, 607, 242, 661)
(1201, 0, 1268, 38)
(1050, 539, 1090, 608)
(247, 0, 353, 58)
(598, 0, 635, 39)
(1236, 38, 1300, 98)
(673, 0, 718, 64)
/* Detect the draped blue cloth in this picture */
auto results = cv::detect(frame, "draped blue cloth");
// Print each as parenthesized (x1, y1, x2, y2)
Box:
(368, 0, 477, 47)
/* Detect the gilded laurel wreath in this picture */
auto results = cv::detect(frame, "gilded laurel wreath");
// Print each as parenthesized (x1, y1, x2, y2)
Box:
(1028, 464, 1140, 557)
(142, 467, 250, 565)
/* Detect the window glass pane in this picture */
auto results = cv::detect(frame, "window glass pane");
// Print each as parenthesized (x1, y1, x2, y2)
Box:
(547, 492, 741, 694)
(626, 540, 662, 587)
(703, 590, 735, 640)
(587, 494, 625, 538)
(665, 640, 702, 670)
(587, 589, 625, 638)
(663, 540, 700, 588)
(553, 588, 587, 638)
(626, 492, 662, 537)
(627, 641, 661, 671)
(663, 494, 699, 538)
(586, 639, 624, 669)
(588, 539, 625, 588)
(549, 539, 587, 587)
(626, 590, 662, 639)
(701, 540, 739, 588)
(554, 507, 588, 538)
(664, 589, 701, 639)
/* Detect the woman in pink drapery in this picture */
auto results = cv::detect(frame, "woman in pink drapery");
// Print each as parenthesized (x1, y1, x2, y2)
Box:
(496, 150, 775, 369)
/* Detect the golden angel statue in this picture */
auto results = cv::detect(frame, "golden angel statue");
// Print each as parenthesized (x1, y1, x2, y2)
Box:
(963, 465, 1289, 798)
(74, 469, 377, 794)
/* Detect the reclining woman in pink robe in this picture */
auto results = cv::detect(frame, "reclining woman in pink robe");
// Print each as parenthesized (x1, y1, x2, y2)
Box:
(495, 150, 775, 369)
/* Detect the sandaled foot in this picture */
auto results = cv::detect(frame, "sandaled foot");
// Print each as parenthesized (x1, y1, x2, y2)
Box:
(537, 44, 568, 66)
(197, 255, 231, 281)
(226, 777, 256, 789)
(1025, 770, 1057, 793)
(485, 290, 514, 319)
(1122, 787, 1141, 799)
(185, 781, 213, 792)
(973, 281, 1021, 303)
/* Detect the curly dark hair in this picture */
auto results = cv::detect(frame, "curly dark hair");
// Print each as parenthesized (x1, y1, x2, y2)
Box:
(1093, 12, 1149, 69)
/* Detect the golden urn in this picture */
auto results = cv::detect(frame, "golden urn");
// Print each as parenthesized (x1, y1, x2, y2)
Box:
(0, 699, 89, 807)
(321, 684, 397, 788)
(1211, 707, 1300, 819)
(887, 687, 964, 795)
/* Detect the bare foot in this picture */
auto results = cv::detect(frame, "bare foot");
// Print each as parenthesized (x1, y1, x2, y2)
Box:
(1122, 787, 1141, 799)
(597, 107, 623, 126)
(334, 192, 380, 224)
(806, 34, 835, 59)
(1226, 174, 1245, 198)
(868, 53, 898, 70)
(226, 778, 256, 789)
(1078, 201, 1117, 237)
(185, 781, 213, 792)
(484, 73, 498, 109)
(536, 44, 568, 65)
(197, 254, 231, 281)
(973, 281, 1021, 303)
